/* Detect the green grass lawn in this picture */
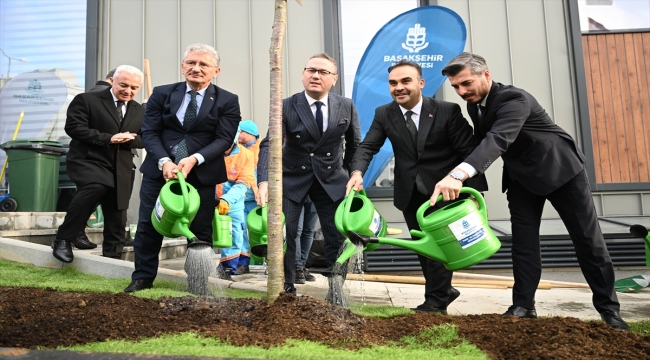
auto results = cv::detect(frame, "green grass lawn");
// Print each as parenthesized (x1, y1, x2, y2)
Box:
(2, 259, 649, 359)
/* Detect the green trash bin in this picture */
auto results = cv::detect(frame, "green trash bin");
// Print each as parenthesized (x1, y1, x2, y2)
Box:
(0, 140, 67, 212)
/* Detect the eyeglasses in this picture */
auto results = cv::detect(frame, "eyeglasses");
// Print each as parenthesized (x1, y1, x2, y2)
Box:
(184, 60, 215, 70)
(304, 68, 336, 76)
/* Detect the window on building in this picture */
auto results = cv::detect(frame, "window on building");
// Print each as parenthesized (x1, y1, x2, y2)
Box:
(578, 0, 650, 32)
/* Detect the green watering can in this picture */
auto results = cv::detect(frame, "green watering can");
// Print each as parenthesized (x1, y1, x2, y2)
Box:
(336, 187, 501, 271)
(246, 205, 285, 262)
(151, 172, 210, 248)
(629, 224, 650, 268)
(613, 225, 650, 292)
(212, 209, 233, 248)
(332, 189, 386, 263)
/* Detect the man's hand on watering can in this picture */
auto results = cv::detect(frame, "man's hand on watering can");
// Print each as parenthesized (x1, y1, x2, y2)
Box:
(176, 156, 198, 180)
(346, 171, 364, 196)
(217, 199, 230, 215)
(162, 161, 177, 181)
(430, 170, 466, 206)
(256, 182, 268, 207)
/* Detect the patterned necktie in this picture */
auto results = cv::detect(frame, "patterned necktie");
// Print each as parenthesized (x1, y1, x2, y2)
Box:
(315, 101, 324, 135)
(405, 110, 428, 195)
(116, 101, 124, 123)
(175, 90, 198, 164)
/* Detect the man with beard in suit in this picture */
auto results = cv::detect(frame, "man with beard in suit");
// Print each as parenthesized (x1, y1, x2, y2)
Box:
(433, 52, 628, 330)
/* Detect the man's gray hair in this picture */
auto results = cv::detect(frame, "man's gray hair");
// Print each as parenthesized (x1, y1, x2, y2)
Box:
(441, 52, 489, 77)
(183, 43, 220, 67)
(113, 65, 143, 83)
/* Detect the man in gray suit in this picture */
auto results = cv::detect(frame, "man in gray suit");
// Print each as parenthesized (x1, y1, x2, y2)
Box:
(257, 53, 361, 295)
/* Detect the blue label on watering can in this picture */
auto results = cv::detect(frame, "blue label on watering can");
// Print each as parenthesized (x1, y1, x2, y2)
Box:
(370, 210, 383, 236)
(448, 212, 486, 249)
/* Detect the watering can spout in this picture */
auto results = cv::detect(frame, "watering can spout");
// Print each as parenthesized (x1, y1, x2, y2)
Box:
(346, 231, 377, 247)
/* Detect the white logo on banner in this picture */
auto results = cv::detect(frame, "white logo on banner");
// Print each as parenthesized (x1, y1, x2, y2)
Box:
(402, 24, 429, 53)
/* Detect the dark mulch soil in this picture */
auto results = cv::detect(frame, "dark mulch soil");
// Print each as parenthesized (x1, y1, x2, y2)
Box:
(1, 287, 649, 359)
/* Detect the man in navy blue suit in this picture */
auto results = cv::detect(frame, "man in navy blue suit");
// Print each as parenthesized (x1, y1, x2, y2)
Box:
(125, 43, 241, 293)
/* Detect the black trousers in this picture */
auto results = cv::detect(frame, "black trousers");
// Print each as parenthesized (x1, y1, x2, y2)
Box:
(507, 169, 620, 313)
(402, 187, 467, 309)
(57, 182, 125, 258)
(132, 172, 216, 281)
(283, 180, 344, 284)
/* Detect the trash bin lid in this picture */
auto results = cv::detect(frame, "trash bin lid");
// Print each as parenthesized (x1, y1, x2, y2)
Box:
(0, 140, 67, 155)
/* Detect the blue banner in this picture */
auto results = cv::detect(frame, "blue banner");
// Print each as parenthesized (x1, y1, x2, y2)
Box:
(352, 6, 467, 187)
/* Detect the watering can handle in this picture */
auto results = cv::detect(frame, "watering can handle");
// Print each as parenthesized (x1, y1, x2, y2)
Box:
(342, 188, 366, 231)
(177, 171, 189, 215)
(261, 204, 268, 232)
(416, 187, 486, 224)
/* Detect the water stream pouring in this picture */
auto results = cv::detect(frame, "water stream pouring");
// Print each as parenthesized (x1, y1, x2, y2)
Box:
(334, 187, 501, 271)
(151, 171, 210, 248)
(629, 224, 650, 268)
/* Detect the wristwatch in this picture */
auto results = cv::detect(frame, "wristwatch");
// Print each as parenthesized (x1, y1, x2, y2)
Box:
(158, 159, 171, 171)
(448, 170, 465, 182)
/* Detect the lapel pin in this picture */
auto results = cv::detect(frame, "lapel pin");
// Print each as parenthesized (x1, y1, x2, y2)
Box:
(210, 97, 214, 101)
(428, 114, 433, 118)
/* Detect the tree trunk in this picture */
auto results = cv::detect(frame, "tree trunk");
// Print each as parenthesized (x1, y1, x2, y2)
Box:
(266, 0, 288, 304)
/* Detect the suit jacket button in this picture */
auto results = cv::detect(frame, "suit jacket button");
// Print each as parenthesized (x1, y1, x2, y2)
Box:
(327, 166, 331, 169)
(326, 153, 330, 156)
(310, 153, 314, 156)
(301, 166, 306, 169)
(296, 135, 300, 138)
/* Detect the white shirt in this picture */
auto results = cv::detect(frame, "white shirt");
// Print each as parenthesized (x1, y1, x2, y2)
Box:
(110, 91, 127, 118)
(305, 92, 329, 132)
(158, 83, 209, 168)
(457, 92, 490, 178)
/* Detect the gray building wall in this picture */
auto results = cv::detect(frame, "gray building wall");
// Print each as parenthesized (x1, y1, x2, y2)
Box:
(93, 0, 324, 224)
(93, 0, 649, 224)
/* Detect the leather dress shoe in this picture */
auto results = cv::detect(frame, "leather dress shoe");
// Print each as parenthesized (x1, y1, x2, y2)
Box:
(412, 304, 448, 314)
(303, 268, 316, 282)
(124, 279, 153, 293)
(71, 231, 97, 249)
(601, 311, 629, 331)
(410, 287, 461, 312)
(52, 238, 73, 263)
(295, 268, 306, 284)
(284, 283, 297, 296)
(503, 305, 538, 318)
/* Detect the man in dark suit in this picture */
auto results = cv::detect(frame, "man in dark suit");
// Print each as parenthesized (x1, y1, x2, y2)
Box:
(124, 43, 241, 293)
(433, 52, 628, 330)
(88, 69, 115, 93)
(346, 60, 487, 314)
(53, 65, 145, 262)
(256, 53, 361, 295)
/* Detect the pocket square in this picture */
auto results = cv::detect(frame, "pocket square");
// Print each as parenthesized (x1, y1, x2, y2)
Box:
(337, 118, 349, 126)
